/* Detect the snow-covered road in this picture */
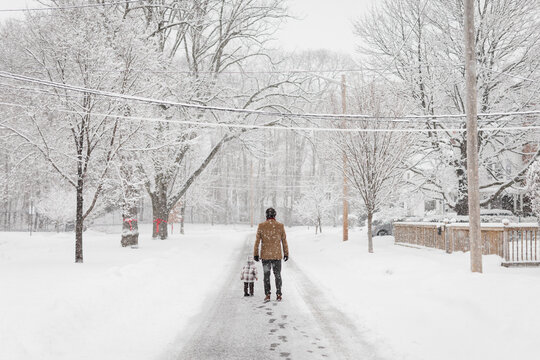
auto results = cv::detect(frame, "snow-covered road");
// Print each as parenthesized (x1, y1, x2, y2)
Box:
(166, 234, 379, 360)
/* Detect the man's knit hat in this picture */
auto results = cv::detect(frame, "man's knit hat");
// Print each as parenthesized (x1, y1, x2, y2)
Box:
(266, 207, 276, 219)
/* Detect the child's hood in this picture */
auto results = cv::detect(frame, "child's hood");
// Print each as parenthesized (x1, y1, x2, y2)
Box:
(246, 256, 254, 266)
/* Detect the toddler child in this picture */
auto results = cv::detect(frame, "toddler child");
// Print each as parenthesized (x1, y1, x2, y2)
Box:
(240, 256, 258, 296)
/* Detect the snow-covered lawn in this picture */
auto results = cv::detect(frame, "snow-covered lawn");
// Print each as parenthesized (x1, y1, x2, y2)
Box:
(3, 224, 540, 360)
(0, 225, 248, 360)
(291, 226, 540, 360)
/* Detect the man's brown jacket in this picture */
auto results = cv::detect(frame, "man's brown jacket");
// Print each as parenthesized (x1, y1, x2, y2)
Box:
(253, 219, 289, 260)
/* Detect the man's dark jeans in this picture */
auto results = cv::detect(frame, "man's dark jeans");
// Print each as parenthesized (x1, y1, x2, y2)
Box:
(262, 259, 282, 295)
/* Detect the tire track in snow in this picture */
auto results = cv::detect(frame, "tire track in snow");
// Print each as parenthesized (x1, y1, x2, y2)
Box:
(287, 259, 381, 359)
(162, 233, 382, 360)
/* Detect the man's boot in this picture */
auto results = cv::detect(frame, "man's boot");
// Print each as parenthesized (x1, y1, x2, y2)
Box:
(264, 294, 271, 302)
(276, 294, 282, 302)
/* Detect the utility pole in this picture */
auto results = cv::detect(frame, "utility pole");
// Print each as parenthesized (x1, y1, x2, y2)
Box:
(464, 0, 483, 273)
(342, 74, 349, 242)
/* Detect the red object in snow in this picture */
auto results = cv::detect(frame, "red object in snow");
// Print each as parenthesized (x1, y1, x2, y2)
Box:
(153, 218, 167, 234)
(123, 218, 137, 231)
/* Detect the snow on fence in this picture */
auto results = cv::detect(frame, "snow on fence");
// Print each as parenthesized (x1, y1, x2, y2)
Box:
(393, 222, 540, 267)
(502, 226, 540, 266)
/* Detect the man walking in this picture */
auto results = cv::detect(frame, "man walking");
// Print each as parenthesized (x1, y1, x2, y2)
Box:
(253, 208, 289, 302)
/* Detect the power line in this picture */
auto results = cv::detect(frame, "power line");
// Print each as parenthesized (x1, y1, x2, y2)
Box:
(7, 55, 537, 81)
(2, 84, 538, 127)
(9, 64, 465, 75)
(195, 184, 340, 190)
(0, 70, 376, 121)
(1, 71, 539, 121)
(1, 57, 536, 82)
(0, 81, 86, 99)
(198, 175, 339, 182)
(0, 0, 145, 12)
(7, 64, 538, 84)
(206, 173, 333, 179)
(1, 101, 539, 133)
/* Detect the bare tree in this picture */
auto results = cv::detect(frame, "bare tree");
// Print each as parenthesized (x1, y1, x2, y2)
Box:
(354, 0, 540, 215)
(294, 179, 336, 234)
(335, 84, 414, 253)
(128, 0, 302, 238)
(0, 6, 157, 261)
(116, 150, 145, 247)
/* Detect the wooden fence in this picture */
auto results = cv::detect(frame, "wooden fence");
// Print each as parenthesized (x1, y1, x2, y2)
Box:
(393, 222, 540, 267)
(502, 226, 539, 266)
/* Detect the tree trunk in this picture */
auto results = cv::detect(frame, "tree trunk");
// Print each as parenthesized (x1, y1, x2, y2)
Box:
(455, 195, 469, 215)
(120, 154, 141, 247)
(367, 211, 374, 253)
(455, 167, 469, 215)
(75, 177, 84, 263)
(180, 201, 185, 235)
(318, 217, 322, 234)
(152, 208, 169, 239)
(121, 202, 139, 247)
(151, 190, 169, 239)
(139, 197, 144, 222)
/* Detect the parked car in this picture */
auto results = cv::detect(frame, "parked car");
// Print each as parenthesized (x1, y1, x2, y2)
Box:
(371, 218, 393, 236)
(370, 209, 408, 237)
(479, 209, 513, 217)
(64, 221, 88, 232)
(371, 215, 408, 237)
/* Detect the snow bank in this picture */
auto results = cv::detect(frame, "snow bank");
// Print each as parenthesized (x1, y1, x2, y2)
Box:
(291, 227, 540, 360)
(0, 224, 248, 360)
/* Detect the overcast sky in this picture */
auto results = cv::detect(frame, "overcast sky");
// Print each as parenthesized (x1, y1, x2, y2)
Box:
(275, 0, 375, 54)
(0, 0, 375, 55)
